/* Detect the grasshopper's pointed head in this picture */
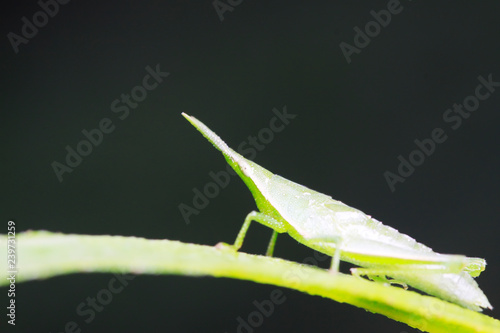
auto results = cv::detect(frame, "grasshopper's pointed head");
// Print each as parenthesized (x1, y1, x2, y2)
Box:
(182, 113, 231, 155)
(182, 113, 245, 172)
(182, 113, 276, 213)
(182, 113, 259, 178)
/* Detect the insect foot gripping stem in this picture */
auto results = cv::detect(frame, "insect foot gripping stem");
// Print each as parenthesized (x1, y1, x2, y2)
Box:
(215, 242, 238, 251)
(215, 211, 287, 254)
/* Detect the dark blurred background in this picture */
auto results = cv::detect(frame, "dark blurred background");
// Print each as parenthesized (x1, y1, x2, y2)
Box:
(1, 1, 499, 332)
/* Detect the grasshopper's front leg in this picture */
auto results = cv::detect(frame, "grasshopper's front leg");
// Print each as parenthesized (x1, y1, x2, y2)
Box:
(216, 211, 287, 256)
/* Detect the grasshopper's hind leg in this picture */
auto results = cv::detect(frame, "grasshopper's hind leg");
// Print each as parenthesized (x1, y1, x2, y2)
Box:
(349, 257, 472, 288)
(216, 211, 287, 254)
(350, 253, 475, 281)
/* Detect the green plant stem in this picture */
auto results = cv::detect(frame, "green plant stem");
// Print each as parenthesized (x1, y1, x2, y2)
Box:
(1, 231, 499, 333)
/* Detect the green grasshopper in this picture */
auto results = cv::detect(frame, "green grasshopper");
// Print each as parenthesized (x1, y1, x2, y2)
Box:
(182, 113, 492, 311)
